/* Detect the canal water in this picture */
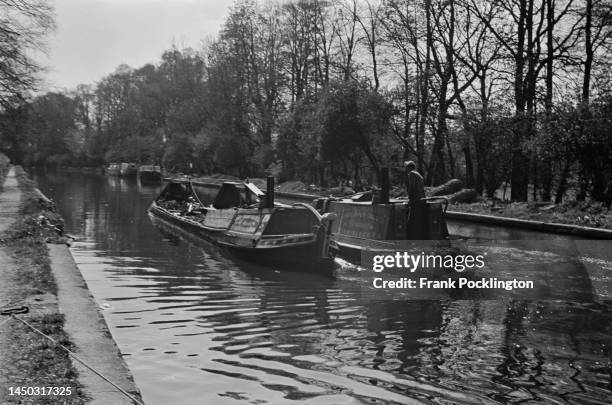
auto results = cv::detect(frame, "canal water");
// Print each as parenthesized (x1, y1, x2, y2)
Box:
(34, 170, 612, 405)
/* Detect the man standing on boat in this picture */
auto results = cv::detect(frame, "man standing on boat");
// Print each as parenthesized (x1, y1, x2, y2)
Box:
(404, 161, 426, 238)
(404, 161, 425, 202)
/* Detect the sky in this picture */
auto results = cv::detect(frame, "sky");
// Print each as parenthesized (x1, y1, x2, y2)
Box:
(41, 0, 235, 92)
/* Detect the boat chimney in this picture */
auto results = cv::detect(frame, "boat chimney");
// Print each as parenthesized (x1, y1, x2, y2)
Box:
(380, 167, 390, 204)
(266, 176, 275, 208)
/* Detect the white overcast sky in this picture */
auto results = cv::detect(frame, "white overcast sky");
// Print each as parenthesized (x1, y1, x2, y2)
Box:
(41, 0, 235, 92)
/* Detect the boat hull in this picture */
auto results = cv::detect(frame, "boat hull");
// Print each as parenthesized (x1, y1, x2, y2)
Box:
(139, 172, 162, 183)
(222, 243, 333, 275)
(120, 168, 137, 177)
(316, 198, 450, 263)
(138, 165, 162, 183)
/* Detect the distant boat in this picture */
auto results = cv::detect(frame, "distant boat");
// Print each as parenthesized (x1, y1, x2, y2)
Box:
(149, 178, 337, 276)
(105, 163, 121, 175)
(105, 162, 137, 177)
(119, 162, 137, 177)
(138, 165, 162, 183)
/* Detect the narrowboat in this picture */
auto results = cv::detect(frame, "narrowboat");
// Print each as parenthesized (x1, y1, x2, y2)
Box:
(119, 162, 138, 177)
(148, 177, 337, 276)
(138, 165, 162, 183)
(105, 162, 121, 175)
(314, 168, 450, 261)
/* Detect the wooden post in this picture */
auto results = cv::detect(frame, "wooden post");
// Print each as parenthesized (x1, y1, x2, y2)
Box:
(266, 176, 275, 208)
(380, 167, 390, 204)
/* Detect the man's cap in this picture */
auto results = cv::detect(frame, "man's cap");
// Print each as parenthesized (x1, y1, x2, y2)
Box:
(404, 160, 416, 168)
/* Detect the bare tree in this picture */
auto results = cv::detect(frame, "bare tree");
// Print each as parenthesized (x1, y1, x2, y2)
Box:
(0, 0, 54, 108)
(281, 1, 316, 102)
(451, 0, 504, 190)
(381, 0, 433, 173)
(354, 0, 383, 90)
(578, 0, 612, 103)
(428, 0, 459, 185)
(311, 0, 339, 91)
(336, 0, 361, 81)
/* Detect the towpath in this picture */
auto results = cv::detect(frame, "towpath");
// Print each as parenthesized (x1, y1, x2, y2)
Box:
(0, 166, 142, 404)
(0, 166, 23, 312)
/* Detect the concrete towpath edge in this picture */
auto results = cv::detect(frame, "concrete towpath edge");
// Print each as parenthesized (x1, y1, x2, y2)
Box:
(48, 243, 143, 405)
(445, 211, 612, 239)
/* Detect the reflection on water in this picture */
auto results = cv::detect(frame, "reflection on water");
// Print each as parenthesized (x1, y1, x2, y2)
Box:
(34, 170, 612, 405)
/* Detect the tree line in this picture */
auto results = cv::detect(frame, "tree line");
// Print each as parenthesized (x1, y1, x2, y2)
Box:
(0, 0, 611, 202)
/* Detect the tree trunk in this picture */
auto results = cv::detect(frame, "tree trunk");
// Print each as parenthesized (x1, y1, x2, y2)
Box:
(545, 0, 554, 112)
(541, 161, 552, 201)
(554, 161, 571, 203)
(582, 0, 593, 103)
(418, 0, 432, 177)
(577, 168, 588, 201)
(592, 170, 607, 201)
(510, 0, 530, 201)
(463, 144, 474, 188)
(511, 118, 530, 201)
(541, 0, 554, 202)
(446, 129, 455, 179)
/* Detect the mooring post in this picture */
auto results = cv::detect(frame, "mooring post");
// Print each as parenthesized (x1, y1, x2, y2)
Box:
(381, 167, 390, 204)
(266, 176, 275, 208)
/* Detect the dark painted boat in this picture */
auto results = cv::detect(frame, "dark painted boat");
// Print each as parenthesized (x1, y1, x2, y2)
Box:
(119, 162, 138, 177)
(138, 165, 162, 183)
(149, 178, 336, 276)
(314, 168, 450, 262)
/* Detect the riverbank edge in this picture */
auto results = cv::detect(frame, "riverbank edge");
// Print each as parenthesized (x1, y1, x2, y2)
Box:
(0, 165, 86, 405)
(186, 180, 612, 239)
(3, 164, 142, 404)
(443, 211, 612, 239)
(47, 243, 143, 405)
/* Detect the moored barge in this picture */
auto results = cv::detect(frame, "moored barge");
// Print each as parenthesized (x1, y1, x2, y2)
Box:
(105, 162, 121, 175)
(138, 165, 162, 183)
(119, 162, 137, 177)
(105, 162, 138, 177)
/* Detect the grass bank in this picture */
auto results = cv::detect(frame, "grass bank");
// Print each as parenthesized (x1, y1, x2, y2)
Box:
(0, 166, 86, 404)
